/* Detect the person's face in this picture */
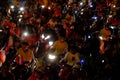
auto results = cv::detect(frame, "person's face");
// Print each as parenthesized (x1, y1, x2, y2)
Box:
(22, 45, 29, 51)
(105, 27, 109, 30)
(59, 37, 65, 42)
(71, 49, 76, 54)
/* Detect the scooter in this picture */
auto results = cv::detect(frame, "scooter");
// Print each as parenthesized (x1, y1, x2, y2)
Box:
(58, 58, 88, 80)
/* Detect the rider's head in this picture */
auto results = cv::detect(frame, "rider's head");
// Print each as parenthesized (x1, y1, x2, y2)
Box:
(69, 45, 77, 54)
(21, 41, 29, 51)
(58, 34, 66, 42)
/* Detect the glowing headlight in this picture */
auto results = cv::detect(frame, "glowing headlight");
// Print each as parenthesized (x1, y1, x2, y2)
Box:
(23, 31, 28, 37)
(102, 59, 105, 63)
(48, 6, 51, 10)
(80, 12, 83, 15)
(19, 18, 22, 22)
(10, 5, 15, 9)
(41, 34, 45, 39)
(88, 35, 91, 39)
(99, 36, 103, 40)
(0, 29, 3, 32)
(41, 5, 45, 9)
(108, 15, 112, 18)
(80, 2, 83, 6)
(49, 41, 53, 46)
(19, 15, 23, 17)
(110, 26, 115, 29)
(81, 9, 84, 11)
(20, 7, 24, 11)
(92, 16, 97, 20)
(90, 53, 92, 57)
(113, 5, 116, 8)
(45, 35, 50, 40)
(48, 54, 56, 60)
(90, 4, 93, 8)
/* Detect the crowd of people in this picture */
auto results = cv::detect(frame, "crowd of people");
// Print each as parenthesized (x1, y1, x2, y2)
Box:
(0, 0, 120, 80)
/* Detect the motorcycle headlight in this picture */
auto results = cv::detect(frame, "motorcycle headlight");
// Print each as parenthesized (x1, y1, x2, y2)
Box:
(0, 29, 3, 32)
(41, 34, 45, 39)
(45, 35, 50, 40)
(41, 5, 45, 9)
(20, 7, 24, 11)
(99, 36, 103, 40)
(10, 5, 15, 9)
(48, 41, 53, 46)
(48, 54, 56, 60)
(23, 31, 29, 37)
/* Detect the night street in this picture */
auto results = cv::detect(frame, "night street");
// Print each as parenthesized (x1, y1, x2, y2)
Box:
(0, 0, 120, 80)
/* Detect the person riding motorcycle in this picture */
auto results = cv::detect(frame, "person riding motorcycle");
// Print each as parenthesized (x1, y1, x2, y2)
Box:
(51, 34, 68, 60)
(14, 41, 35, 79)
(60, 45, 80, 68)
(15, 41, 34, 65)
(58, 45, 81, 80)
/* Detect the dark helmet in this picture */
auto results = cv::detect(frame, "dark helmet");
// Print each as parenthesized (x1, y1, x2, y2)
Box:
(21, 41, 29, 46)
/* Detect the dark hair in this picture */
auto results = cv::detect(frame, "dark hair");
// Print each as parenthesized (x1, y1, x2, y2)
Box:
(69, 45, 77, 51)
(21, 41, 29, 46)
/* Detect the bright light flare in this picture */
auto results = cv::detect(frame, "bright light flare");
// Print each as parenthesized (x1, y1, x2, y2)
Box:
(19, 18, 22, 22)
(41, 5, 45, 9)
(0, 29, 3, 32)
(90, 53, 92, 57)
(80, 59, 85, 64)
(45, 35, 50, 40)
(90, 4, 93, 8)
(80, 12, 83, 15)
(19, 15, 23, 17)
(70, 26, 74, 29)
(110, 26, 115, 29)
(92, 16, 97, 20)
(23, 31, 28, 37)
(113, 5, 116, 8)
(20, 7, 24, 11)
(49, 41, 53, 46)
(48, 54, 56, 60)
(99, 36, 103, 40)
(75, 11, 77, 14)
(80, 2, 83, 6)
(108, 15, 112, 18)
(41, 34, 45, 39)
(48, 6, 51, 10)
(102, 59, 105, 63)
(88, 35, 91, 39)
(81, 9, 84, 11)
(10, 5, 15, 9)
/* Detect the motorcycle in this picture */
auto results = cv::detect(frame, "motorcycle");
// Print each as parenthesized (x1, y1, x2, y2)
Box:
(29, 52, 59, 80)
(11, 61, 36, 80)
(43, 52, 60, 80)
(58, 58, 88, 80)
